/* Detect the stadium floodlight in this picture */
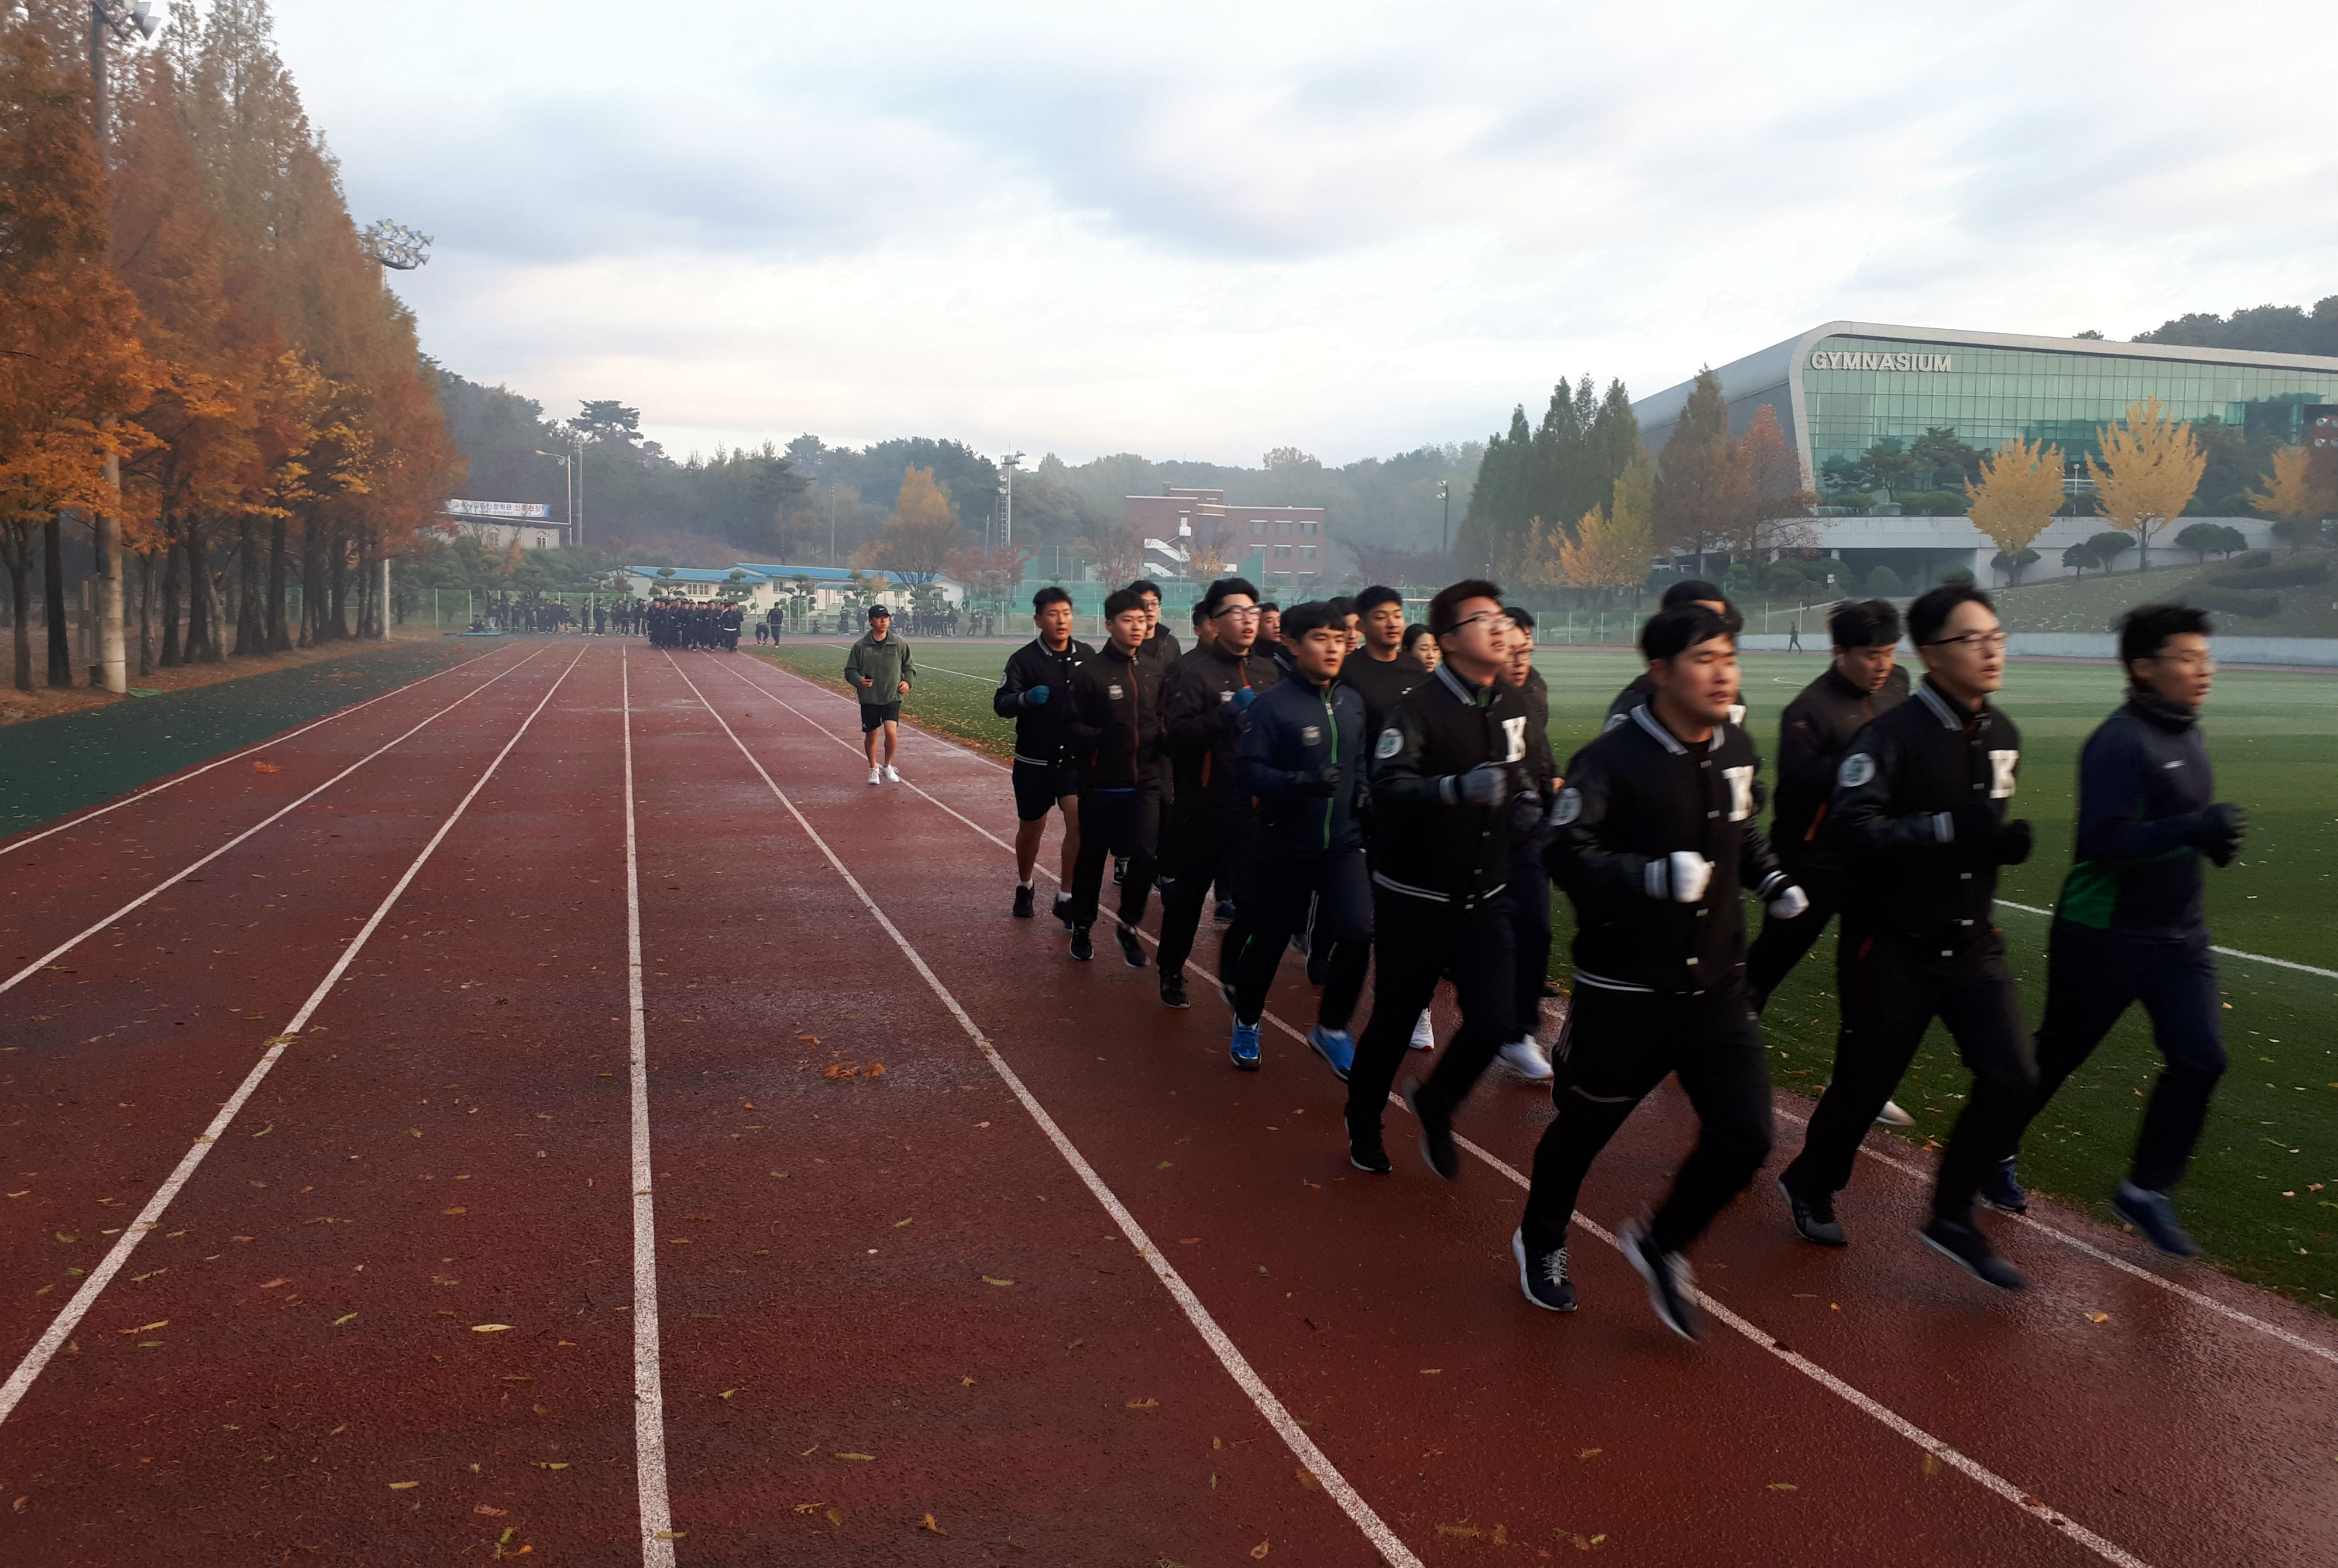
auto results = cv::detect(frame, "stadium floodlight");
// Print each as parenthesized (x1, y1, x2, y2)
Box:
(94, 1, 161, 43)
(360, 219, 434, 271)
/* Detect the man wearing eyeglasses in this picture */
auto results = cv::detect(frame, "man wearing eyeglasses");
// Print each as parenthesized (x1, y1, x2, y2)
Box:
(2001, 604, 2244, 1257)
(1777, 583, 2039, 1291)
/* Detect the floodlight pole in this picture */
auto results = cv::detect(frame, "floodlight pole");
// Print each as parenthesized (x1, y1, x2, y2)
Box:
(999, 451, 1025, 549)
(1436, 479, 1451, 555)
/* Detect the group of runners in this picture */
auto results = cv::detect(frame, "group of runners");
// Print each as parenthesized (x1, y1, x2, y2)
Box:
(814, 573, 2243, 1341)
(641, 598, 745, 650)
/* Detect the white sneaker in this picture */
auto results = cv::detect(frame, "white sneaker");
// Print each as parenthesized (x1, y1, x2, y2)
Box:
(882, 764, 901, 783)
(867, 766, 882, 786)
(1408, 1008, 1436, 1051)
(1497, 1036, 1554, 1082)
(1875, 1100, 1915, 1127)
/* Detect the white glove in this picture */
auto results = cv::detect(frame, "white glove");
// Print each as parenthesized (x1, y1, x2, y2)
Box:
(1768, 884, 1810, 920)
(1645, 851, 1714, 903)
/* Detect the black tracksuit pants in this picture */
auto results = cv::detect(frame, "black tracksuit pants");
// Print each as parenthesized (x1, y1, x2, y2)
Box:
(1521, 981, 1774, 1254)
(1345, 893, 1514, 1141)
(1156, 810, 1256, 981)
(1505, 854, 1553, 1041)
(2017, 921, 2225, 1194)
(1744, 862, 1840, 1010)
(1780, 927, 2037, 1224)
(1068, 783, 1160, 930)
(1232, 848, 1371, 1030)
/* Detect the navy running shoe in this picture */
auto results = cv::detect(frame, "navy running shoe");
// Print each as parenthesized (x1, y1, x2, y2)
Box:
(1114, 924, 1147, 968)
(1405, 1087, 1458, 1179)
(1069, 925, 1094, 962)
(1918, 1216, 2028, 1290)
(1512, 1228, 1576, 1313)
(1213, 898, 1237, 924)
(1229, 1020, 1263, 1071)
(1979, 1157, 2028, 1215)
(1621, 1216, 1702, 1339)
(2110, 1181, 2201, 1257)
(1306, 1024, 1354, 1082)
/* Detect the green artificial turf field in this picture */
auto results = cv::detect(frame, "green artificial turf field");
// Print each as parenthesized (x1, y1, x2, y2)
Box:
(757, 638, 2337, 1310)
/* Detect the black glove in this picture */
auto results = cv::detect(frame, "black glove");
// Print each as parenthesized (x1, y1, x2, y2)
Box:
(1509, 791, 1545, 837)
(1300, 765, 1339, 798)
(2192, 802, 2246, 867)
(1993, 818, 2033, 866)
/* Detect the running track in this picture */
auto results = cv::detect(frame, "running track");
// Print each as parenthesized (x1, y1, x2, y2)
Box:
(2, 640, 2332, 1566)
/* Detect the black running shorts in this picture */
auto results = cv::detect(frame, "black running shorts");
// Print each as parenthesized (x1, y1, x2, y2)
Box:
(859, 702, 902, 733)
(1012, 760, 1080, 821)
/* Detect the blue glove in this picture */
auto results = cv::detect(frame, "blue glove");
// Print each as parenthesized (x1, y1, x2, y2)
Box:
(1022, 684, 1050, 707)
(1232, 686, 1259, 713)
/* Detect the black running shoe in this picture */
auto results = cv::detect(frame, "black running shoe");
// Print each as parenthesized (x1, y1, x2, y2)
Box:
(1405, 1088, 1458, 1180)
(1114, 924, 1147, 968)
(1012, 884, 1036, 919)
(1160, 975, 1189, 1009)
(1213, 898, 1237, 924)
(1512, 1228, 1576, 1313)
(1347, 1132, 1392, 1174)
(1112, 855, 1127, 885)
(1918, 1216, 2028, 1290)
(1979, 1157, 2028, 1215)
(1779, 1177, 1847, 1247)
(1620, 1216, 1702, 1340)
(1053, 893, 1075, 930)
(1069, 925, 1094, 962)
(2109, 1181, 2200, 1257)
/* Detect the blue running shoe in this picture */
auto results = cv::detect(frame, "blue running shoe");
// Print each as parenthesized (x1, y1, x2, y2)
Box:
(1229, 1020, 1263, 1071)
(2110, 1180, 2201, 1257)
(1979, 1156, 2028, 1215)
(1306, 1024, 1354, 1082)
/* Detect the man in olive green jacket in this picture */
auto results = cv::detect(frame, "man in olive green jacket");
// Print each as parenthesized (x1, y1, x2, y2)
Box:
(845, 604, 916, 783)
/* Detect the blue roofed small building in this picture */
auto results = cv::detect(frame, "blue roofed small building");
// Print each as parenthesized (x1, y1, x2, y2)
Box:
(617, 563, 964, 614)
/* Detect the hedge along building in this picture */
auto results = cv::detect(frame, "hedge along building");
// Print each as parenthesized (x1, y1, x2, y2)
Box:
(1631, 322, 2338, 587)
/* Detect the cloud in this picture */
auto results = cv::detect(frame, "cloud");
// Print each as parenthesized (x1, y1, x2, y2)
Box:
(267, 0, 2338, 465)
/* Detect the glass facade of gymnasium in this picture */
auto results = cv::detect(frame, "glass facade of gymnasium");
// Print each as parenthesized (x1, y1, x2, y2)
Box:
(1799, 334, 2338, 478)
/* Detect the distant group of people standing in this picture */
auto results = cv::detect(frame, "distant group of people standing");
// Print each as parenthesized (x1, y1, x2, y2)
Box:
(641, 598, 744, 650)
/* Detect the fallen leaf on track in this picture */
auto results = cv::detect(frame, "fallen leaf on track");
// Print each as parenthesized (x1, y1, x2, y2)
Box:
(388, 1481, 418, 1491)
(866, 1062, 886, 1079)
(261, 1278, 290, 1290)
(253, 762, 280, 774)
(1294, 1469, 1320, 1491)
(1768, 1483, 1798, 1492)
(827, 1507, 843, 1525)
(472, 1324, 513, 1333)
(1251, 1541, 1271, 1558)
(1125, 1398, 1158, 1410)
(980, 1276, 1013, 1287)
(2085, 1312, 2110, 1324)
(919, 1512, 947, 1536)
(835, 1452, 875, 1462)
(475, 1505, 507, 1517)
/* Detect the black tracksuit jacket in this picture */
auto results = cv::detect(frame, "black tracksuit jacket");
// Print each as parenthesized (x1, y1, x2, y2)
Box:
(1366, 665, 1535, 913)
(1770, 664, 1910, 874)
(1238, 676, 1367, 857)
(2053, 692, 2219, 937)
(1161, 644, 1280, 817)
(1830, 678, 2024, 955)
(1548, 704, 1789, 994)
(992, 637, 1095, 768)
(1064, 643, 1166, 790)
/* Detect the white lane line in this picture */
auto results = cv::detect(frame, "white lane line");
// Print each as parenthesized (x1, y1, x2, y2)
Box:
(1440, 1133, 2153, 1568)
(1766, 1103, 2338, 1370)
(724, 658, 2338, 1374)
(0, 645, 552, 999)
(620, 656, 679, 1568)
(665, 655, 1423, 1568)
(1993, 898, 2336, 980)
(0, 647, 588, 1429)
(0, 642, 526, 857)
(715, 658, 2182, 1564)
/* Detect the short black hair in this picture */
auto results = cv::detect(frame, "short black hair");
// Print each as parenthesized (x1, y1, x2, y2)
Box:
(1279, 600, 1342, 640)
(1127, 579, 1162, 600)
(1828, 597, 1900, 649)
(1503, 605, 1536, 631)
(1103, 587, 1147, 620)
(1326, 596, 1356, 621)
(1356, 584, 1404, 616)
(1428, 579, 1504, 636)
(1203, 576, 1261, 617)
(1191, 601, 1210, 628)
(1256, 600, 1279, 614)
(1031, 584, 1071, 613)
(1641, 605, 1734, 662)
(1400, 623, 1433, 655)
(2118, 602, 2212, 666)
(1908, 582, 1994, 647)
(1661, 579, 1725, 610)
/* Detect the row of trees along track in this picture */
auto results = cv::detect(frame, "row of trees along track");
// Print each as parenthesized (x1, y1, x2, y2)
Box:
(0, 2, 460, 694)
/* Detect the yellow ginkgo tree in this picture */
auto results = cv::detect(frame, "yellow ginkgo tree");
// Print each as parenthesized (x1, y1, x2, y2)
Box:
(2085, 398, 2204, 571)
(2246, 446, 2338, 552)
(1964, 436, 2065, 584)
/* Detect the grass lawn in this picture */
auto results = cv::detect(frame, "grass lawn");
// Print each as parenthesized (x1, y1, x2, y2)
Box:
(758, 637, 2338, 1312)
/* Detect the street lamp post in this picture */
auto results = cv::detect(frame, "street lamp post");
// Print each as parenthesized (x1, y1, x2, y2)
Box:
(82, 1, 161, 694)
(360, 220, 432, 639)
(535, 442, 584, 548)
(998, 451, 1025, 550)
(1436, 478, 1452, 556)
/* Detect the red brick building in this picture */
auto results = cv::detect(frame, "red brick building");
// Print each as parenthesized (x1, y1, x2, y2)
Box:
(1123, 487, 1330, 586)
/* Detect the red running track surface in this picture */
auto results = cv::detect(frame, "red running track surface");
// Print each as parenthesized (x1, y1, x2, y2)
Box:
(1, 641, 2332, 1567)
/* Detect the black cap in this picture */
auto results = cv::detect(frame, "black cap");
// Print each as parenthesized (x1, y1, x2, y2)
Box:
(868, 604, 890, 620)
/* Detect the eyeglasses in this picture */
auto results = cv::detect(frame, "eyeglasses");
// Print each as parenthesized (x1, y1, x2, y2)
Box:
(1450, 610, 1508, 635)
(1924, 631, 2009, 653)
(1213, 605, 1261, 620)
(2148, 652, 2218, 672)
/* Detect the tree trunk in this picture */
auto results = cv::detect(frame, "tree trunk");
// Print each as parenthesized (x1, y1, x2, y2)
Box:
(43, 515, 70, 686)
(181, 529, 208, 662)
(160, 525, 183, 666)
(267, 517, 290, 651)
(234, 517, 262, 653)
(137, 549, 154, 676)
(4, 545, 32, 692)
(327, 531, 348, 642)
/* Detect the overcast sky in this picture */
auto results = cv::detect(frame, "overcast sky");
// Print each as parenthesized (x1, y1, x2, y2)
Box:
(271, 0, 2337, 468)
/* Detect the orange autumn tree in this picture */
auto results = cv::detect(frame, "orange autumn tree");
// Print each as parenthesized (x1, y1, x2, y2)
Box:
(858, 465, 965, 587)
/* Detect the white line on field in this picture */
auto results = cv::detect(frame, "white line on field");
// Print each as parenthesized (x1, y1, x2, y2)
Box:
(0, 641, 527, 857)
(620, 655, 679, 1568)
(1993, 899, 2336, 979)
(0, 645, 552, 999)
(0, 647, 586, 1429)
(669, 652, 1424, 1568)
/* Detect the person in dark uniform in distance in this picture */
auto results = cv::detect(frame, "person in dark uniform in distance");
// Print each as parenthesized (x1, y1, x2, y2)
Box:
(1063, 589, 1168, 962)
(2002, 605, 2244, 1256)
(1340, 585, 1426, 738)
(995, 585, 1094, 924)
(1513, 604, 1807, 1336)
(1154, 578, 1278, 1008)
(1495, 604, 1560, 1082)
(1607, 580, 1737, 723)
(1777, 583, 2038, 1290)
(1232, 600, 1372, 1078)
(1131, 579, 1180, 670)
(1343, 579, 1538, 1177)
